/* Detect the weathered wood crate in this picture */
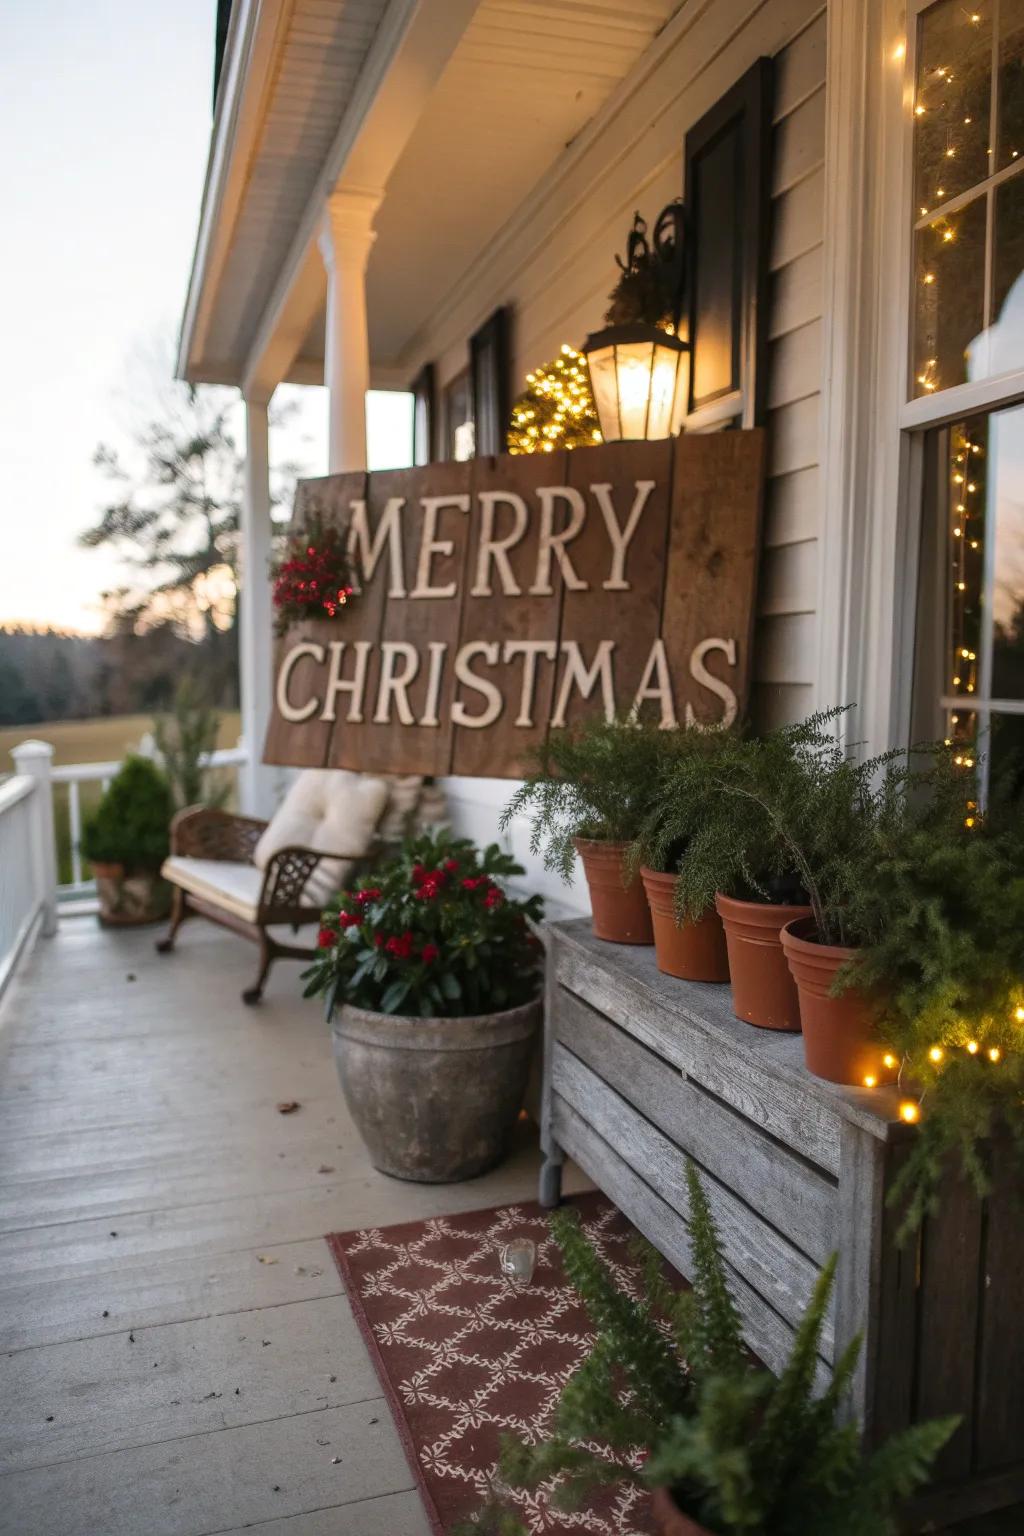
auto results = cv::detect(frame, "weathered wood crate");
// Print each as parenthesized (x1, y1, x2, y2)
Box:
(540, 920, 1024, 1528)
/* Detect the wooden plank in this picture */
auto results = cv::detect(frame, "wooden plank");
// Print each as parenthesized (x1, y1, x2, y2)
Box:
(915, 1163, 983, 1479)
(557, 438, 673, 727)
(551, 1094, 831, 1392)
(867, 1140, 921, 1446)
(551, 1047, 832, 1353)
(832, 1120, 889, 1429)
(661, 431, 766, 727)
(554, 988, 837, 1263)
(552, 926, 846, 1174)
(451, 451, 567, 778)
(263, 474, 366, 768)
(975, 1152, 1024, 1472)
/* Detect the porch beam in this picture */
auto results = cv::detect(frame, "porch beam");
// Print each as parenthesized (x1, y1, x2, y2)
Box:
(238, 394, 277, 818)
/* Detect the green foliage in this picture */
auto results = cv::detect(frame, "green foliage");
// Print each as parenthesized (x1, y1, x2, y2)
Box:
(500, 715, 710, 884)
(152, 677, 226, 810)
(490, 1162, 955, 1535)
(301, 827, 544, 1020)
(80, 755, 174, 870)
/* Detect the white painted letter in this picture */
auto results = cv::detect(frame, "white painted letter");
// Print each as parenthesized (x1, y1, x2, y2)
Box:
(529, 486, 587, 594)
(346, 497, 407, 598)
(411, 495, 468, 599)
(591, 479, 654, 591)
(451, 642, 503, 728)
(471, 492, 528, 596)
(419, 641, 448, 728)
(551, 640, 617, 728)
(276, 642, 324, 723)
(503, 640, 558, 727)
(631, 639, 677, 728)
(320, 640, 371, 723)
(685, 638, 739, 728)
(373, 642, 420, 725)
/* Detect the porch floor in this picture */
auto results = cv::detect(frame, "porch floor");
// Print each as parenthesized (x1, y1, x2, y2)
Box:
(0, 917, 586, 1536)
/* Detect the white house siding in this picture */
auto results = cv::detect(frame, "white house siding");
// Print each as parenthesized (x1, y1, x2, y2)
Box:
(408, 0, 826, 908)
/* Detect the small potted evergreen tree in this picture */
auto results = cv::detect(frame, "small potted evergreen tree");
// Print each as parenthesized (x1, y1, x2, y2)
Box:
(501, 716, 692, 946)
(81, 755, 175, 926)
(304, 828, 544, 1182)
(477, 1162, 955, 1536)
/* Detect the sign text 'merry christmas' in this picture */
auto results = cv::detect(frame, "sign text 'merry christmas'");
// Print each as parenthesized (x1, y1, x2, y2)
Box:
(263, 433, 766, 779)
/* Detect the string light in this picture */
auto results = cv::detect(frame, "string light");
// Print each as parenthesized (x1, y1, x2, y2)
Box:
(507, 345, 602, 455)
(900, 1101, 921, 1124)
(1015, 1006, 1024, 1023)
(966, 1039, 979, 1054)
(928, 1045, 944, 1063)
(863, 1073, 878, 1089)
(988, 1046, 1002, 1063)
(883, 1052, 898, 1070)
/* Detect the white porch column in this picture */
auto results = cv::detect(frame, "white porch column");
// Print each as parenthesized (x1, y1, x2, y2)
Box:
(11, 740, 58, 937)
(318, 188, 381, 473)
(238, 393, 277, 819)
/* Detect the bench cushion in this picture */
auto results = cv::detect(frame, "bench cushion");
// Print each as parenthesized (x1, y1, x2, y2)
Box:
(253, 769, 390, 908)
(162, 857, 263, 924)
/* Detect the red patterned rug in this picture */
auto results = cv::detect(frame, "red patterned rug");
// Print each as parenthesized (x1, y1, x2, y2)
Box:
(326, 1192, 659, 1534)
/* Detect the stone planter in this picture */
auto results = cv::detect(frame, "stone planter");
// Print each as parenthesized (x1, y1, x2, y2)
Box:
(92, 862, 171, 927)
(331, 998, 542, 1182)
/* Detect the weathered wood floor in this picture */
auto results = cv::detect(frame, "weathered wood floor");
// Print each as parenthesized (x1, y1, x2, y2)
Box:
(0, 918, 586, 1536)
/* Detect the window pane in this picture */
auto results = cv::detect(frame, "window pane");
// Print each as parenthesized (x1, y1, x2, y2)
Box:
(989, 399, 1024, 695)
(913, 195, 987, 395)
(998, 0, 1024, 170)
(993, 169, 1024, 338)
(946, 420, 987, 701)
(987, 712, 1024, 809)
(915, 0, 992, 210)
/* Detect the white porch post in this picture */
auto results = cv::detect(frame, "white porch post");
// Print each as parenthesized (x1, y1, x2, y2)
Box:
(238, 393, 277, 819)
(318, 188, 380, 472)
(11, 740, 58, 937)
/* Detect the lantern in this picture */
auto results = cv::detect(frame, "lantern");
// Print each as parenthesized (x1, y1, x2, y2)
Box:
(581, 323, 689, 442)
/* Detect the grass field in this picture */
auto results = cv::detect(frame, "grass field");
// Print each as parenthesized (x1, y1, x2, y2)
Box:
(1, 712, 242, 887)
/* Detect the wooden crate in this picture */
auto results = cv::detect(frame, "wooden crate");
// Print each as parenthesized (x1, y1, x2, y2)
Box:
(540, 920, 1024, 1528)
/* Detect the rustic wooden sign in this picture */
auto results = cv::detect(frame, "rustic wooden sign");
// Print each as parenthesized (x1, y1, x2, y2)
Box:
(263, 432, 766, 778)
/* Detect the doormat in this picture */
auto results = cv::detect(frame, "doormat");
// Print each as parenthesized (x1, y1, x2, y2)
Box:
(326, 1192, 659, 1535)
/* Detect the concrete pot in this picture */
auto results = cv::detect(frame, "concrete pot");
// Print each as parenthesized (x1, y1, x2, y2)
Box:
(92, 863, 171, 927)
(640, 868, 729, 982)
(715, 891, 812, 1031)
(575, 838, 653, 945)
(651, 1488, 713, 1535)
(331, 998, 542, 1182)
(781, 917, 886, 1085)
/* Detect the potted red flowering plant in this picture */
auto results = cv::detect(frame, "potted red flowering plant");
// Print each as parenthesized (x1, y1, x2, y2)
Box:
(304, 828, 545, 1182)
(270, 512, 354, 635)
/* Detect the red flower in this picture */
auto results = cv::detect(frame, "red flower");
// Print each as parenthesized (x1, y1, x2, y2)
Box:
(384, 931, 415, 959)
(338, 910, 362, 929)
(484, 887, 504, 910)
(374, 934, 385, 949)
(317, 926, 336, 948)
(355, 887, 381, 905)
(421, 943, 440, 965)
(444, 859, 459, 873)
(462, 876, 483, 891)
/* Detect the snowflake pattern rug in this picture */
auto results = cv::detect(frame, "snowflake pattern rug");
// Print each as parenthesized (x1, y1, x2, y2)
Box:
(326, 1192, 659, 1534)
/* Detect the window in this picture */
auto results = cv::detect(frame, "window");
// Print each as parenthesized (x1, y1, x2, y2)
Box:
(910, 0, 1024, 399)
(442, 370, 475, 462)
(908, 1, 1024, 807)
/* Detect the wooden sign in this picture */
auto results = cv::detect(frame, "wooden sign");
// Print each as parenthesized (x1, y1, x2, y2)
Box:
(263, 432, 766, 778)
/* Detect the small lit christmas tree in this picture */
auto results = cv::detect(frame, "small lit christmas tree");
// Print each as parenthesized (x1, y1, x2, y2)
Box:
(506, 345, 602, 455)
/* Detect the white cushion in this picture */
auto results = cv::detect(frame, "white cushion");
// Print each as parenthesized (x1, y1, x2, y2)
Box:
(254, 769, 390, 907)
(162, 856, 263, 923)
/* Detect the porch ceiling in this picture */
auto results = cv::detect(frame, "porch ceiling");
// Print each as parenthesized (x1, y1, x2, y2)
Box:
(180, 0, 682, 391)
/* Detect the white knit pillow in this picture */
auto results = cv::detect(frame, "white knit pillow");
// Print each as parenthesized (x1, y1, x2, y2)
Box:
(254, 769, 390, 907)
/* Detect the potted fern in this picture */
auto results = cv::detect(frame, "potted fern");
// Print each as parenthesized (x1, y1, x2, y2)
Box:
(304, 828, 544, 1182)
(81, 755, 175, 926)
(480, 1162, 955, 1535)
(501, 716, 690, 945)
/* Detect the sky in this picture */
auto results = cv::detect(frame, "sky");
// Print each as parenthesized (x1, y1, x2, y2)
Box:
(0, 0, 410, 636)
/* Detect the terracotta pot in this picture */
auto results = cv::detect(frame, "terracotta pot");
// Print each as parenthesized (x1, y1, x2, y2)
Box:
(715, 892, 812, 1031)
(91, 862, 171, 927)
(651, 1487, 713, 1536)
(574, 839, 653, 945)
(640, 868, 729, 982)
(780, 917, 885, 1085)
(332, 999, 541, 1182)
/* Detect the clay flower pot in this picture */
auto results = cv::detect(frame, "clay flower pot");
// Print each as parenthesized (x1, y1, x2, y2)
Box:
(780, 917, 884, 1085)
(332, 998, 541, 1182)
(651, 1487, 713, 1535)
(91, 862, 171, 928)
(715, 892, 812, 1031)
(575, 838, 653, 945)
(640, 868, 729, 982)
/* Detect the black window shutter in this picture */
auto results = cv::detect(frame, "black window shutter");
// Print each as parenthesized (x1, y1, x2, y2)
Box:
(683, 58, 774, 428)
(469, 306, 512, 456)
(409, 363, 435, 465)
